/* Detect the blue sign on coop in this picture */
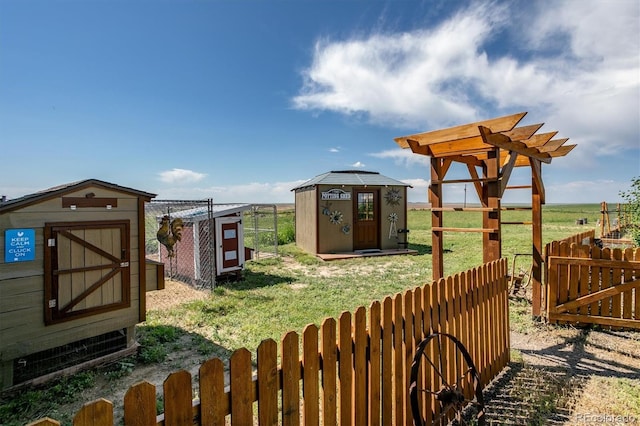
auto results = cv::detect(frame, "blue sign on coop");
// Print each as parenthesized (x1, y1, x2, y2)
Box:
(5, 229, 36, 263)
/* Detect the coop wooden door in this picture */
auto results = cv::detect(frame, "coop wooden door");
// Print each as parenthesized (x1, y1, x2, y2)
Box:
(215, 217, 245, 273)
(353, 189, 380, 250)
(44, 220, 130, 324)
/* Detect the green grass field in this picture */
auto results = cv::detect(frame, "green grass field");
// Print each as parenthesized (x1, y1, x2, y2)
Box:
(184, 203, 605, 352)
(1, 203, 622, 425)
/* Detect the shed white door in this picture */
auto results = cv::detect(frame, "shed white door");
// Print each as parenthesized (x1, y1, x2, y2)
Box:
(215, 217, 244, 274)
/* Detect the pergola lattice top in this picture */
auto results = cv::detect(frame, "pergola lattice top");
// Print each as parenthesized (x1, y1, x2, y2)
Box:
(394, 112, 575, 167)
(393, 112, 576, 318)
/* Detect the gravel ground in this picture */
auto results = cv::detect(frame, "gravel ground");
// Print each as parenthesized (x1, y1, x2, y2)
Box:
(482, 327, 640, 425)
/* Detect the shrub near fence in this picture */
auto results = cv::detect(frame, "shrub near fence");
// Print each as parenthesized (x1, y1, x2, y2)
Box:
(29, 259, 510, 426)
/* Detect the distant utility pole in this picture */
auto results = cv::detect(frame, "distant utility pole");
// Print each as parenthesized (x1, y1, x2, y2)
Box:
(464, 184, 467, 208)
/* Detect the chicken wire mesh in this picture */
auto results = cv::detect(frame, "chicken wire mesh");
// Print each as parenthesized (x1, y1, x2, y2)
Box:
(145, 200, 278, 289)
(245, 204, 279, 260)
(146, 199, 215, 288)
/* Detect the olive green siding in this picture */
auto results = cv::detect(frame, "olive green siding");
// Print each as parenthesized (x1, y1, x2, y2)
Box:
(378, 186, 408, 249)
(317, 184, 353, 254)
(294, 187, 317, 254)
(0, 184, 151, 389)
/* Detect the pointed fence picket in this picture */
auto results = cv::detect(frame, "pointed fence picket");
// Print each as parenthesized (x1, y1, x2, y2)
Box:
(29, 258, 510, 426)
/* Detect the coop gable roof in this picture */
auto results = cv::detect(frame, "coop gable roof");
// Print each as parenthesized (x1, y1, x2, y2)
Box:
(292, 170, 411, 191)
(0, 179, 156, 213)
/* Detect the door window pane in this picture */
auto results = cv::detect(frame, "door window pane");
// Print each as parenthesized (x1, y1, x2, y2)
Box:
(357, 192, 374, 221)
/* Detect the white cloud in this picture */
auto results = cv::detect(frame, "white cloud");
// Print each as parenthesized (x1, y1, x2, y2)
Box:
(329, 147, 340, 153)
(292, 0, 639, 164)
(154, 179, 306, 204)
(292, 2, 506, 127)
(370, 148, 430, 168)
(158, 168, 207, 184)
(546, 179, 627, 204)
(351, 161, 366, 168)
(402, 178, 429, 203)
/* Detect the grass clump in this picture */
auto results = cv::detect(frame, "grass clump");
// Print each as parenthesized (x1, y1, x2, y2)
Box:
(102, 356, 136, 381)
(509, 297, 543, 335)
(136, 324, 182, 364)
(0, 372, 95, 426)
(570, 376, 640, 418)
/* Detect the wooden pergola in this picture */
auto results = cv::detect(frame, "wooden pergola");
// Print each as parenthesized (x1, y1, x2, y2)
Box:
(395, 112, 575, 316)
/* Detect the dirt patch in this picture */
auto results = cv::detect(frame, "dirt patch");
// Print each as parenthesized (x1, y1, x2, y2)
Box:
(146, 279, 210, 310)
(279, 255, 410, 279)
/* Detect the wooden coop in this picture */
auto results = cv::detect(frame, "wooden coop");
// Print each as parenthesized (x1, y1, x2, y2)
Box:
(395, 112, 575, 316)
(292, 170, 412, 257)
(157, 203, 252, 283)
(0, 179, 163, 390)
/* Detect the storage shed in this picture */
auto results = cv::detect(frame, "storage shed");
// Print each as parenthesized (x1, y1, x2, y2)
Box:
(292, 171, 412, 256)
(157, 203, 252, 283)
(0, 179, 163, 389)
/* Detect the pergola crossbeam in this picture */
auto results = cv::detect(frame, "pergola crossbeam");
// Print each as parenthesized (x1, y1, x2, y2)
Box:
(431, 178, 496, 185)
(432, 227, 500, 233)
(522, 131, 558, 148)
(394, 111, 527, 148)
(502, 123, 544, 141)
(500, 150, 519, 197)
(394, 111, 576, 318)
(479, 126, 553, 164)
(431, 207, 497, 212)
(539, 138, 570, 152)
(549, 144, 577, 157)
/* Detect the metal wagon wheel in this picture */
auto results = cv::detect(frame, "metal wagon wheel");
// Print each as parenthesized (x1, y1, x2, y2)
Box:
(409, 332, 485, 426)
(508, 253, 533, 297)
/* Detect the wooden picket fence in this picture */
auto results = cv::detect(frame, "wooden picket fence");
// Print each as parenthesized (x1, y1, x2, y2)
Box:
(546, 240, 640, 329)
(557, 229, 596, 246)
(28, 259, 510, 426)
(535, 230, 596, 315)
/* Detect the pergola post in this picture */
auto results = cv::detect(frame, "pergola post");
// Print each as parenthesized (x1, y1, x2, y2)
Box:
(531, 158, 544, 317)
(395, 112, 574, 318)
(482, 149, 501, 263)
(430, 157, 444, 280)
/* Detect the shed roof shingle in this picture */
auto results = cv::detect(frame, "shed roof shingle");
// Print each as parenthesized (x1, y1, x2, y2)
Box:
(291, 170, 411, 191)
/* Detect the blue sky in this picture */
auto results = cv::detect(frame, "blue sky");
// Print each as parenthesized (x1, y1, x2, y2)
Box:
(1, 0, 638, 205)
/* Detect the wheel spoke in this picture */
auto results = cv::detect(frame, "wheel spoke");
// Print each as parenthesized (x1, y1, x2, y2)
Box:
(410, 333, 485, 426)
(422, 350, 451, 388)
(435, 334, 452, 388)
(458, 397, 478, 406)
(417, 388, 439, 396)
(454, 366, 474, 387)
(431, 408, 451, 426)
